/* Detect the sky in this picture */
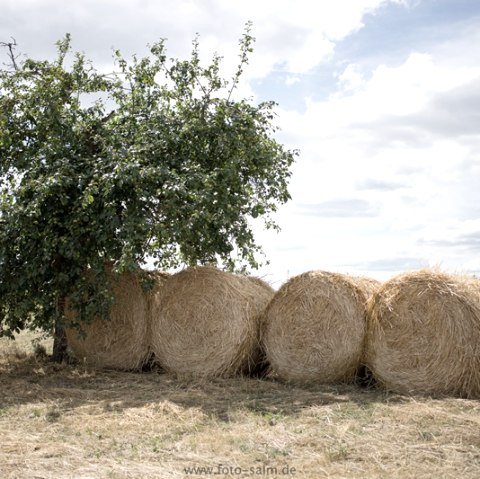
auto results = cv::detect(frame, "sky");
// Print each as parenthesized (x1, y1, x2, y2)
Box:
(2, 0, 480, 286)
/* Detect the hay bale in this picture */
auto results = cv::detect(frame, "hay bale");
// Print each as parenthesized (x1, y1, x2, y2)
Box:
(365, 269, 480, 398)
(262, 271, 373, 384)
(149, 266, 275, 377)
(66, 270, 150, 370)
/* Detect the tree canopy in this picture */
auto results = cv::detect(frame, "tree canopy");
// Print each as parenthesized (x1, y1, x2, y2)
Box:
(0, 26, 296, 341)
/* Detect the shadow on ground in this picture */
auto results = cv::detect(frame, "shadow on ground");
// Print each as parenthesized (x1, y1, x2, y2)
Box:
(0, 354, 409, 422)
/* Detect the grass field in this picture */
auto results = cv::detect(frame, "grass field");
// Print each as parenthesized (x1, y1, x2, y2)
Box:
(1, 332, 479, 479)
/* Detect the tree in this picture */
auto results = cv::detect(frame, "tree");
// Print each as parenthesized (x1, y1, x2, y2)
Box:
(0, 26, 297, 359)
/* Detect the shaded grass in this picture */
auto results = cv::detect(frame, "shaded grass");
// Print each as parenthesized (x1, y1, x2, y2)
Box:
(1, 332, 479, 478)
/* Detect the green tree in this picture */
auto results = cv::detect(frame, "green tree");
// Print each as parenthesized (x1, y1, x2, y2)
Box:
(0, 26, 296, 360)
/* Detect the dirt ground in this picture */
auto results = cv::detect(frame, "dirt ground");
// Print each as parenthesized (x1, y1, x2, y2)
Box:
(1, 332, 479, 479)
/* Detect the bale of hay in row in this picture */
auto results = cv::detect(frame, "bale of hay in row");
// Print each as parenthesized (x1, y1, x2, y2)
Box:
(262, 271, 379, 384)
(149, 266, 274, 377)
(365, 269, 480, 398)
(65, 269, 170, 370)
(66, 270, 149, 370)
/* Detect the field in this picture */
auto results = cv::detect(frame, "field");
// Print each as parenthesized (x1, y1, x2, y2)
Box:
(1, 332, 479, 479)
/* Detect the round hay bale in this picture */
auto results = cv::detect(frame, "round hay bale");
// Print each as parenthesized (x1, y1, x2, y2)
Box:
(66, 270, 149, 370)
(150, 266, 275, 377)
(365, 269, 480, 398)
(262, 271, 371, 384)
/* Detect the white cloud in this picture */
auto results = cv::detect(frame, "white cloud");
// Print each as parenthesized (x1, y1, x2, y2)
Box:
(0, 0, 402, 108)
(337, 64, 365, 91)
(285, 32, 335, 74)
(256, 40, 480, 284)
(285, 76, 301, 86)
(0, 0, 397, 77)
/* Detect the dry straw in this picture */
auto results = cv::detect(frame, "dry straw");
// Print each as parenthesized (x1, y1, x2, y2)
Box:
(365, 269, 480, 398)
(149, 266, 274, 378)
(144, 270, 170, 336)
(66, 270, 165, 370)
(262, 271, 378, 384)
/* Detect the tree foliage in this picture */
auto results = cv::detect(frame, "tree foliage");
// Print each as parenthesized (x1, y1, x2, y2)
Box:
(0, 26, 297, 339)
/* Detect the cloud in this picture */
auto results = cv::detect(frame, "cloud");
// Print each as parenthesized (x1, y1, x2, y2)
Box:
(417, 218, 480, 252)
(357, 179, 405, 191)
(346, 256, 427, 272)
(298, 199, 379, 217)
(337, 63, 365, 91)
(420, 233, 480, 251)
(396, 78, 480, 139)
(0, 0, 401, 79)
(266, 16, 480, 283)
(285, 76, 301, 86)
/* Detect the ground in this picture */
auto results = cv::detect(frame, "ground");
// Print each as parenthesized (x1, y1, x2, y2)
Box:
(1, 332, 479, 479)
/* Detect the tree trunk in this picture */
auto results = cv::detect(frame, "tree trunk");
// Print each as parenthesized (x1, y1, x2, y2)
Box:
(52, 297, 68, 363)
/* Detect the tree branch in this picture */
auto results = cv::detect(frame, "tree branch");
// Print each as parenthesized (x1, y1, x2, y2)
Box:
(0, 37, 20, 70)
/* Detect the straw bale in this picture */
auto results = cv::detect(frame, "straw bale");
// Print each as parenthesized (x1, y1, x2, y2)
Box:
(66, 270, 150, 370)
(150, 266, 274, 377)
(365, 269, 480, 397)
(262, 271, 372, 384)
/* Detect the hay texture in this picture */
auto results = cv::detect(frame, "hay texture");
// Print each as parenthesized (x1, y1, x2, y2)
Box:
(66, 271, 150, 370)
(150, 266, 274, 377)
(262, 271, 374, 384)
(144, 270, 171, 340)
(365, 270, 480, 398)
(350, 276, 381, 299)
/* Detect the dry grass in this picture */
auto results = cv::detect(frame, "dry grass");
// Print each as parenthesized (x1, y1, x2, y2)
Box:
(262, 271, 373, 384)
(1, 331, 480, 479)
(0, 330, 52, 363)
(365, 269, 480, 398)
(150, 267, 274, 378)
